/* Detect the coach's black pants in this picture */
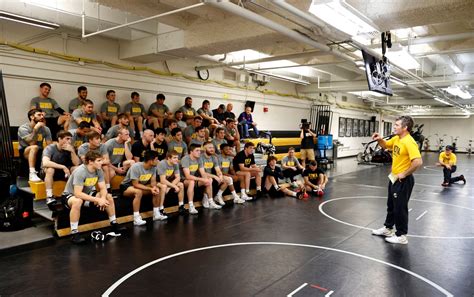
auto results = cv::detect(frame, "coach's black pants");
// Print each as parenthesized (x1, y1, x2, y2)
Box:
(283, 168, 302, 182)
(442, 165, 461, 184)
(384, 175, 414, 236)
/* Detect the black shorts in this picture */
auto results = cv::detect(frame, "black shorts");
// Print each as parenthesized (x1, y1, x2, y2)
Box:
(119, 183, 130, 193)
(61, 191, 97, 209)
(266, 186, 284, 198)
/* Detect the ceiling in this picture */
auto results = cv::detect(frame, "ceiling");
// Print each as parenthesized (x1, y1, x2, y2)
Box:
(1, 0, 474, 116)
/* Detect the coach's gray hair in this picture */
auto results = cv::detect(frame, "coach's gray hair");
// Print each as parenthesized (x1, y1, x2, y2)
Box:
(395, 115, 414, 132)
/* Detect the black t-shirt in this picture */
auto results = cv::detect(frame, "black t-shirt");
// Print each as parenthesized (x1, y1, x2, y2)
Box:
(302, 167, 325, 183)
(154, 141, 168, 161)
(132, 140, 151, 161)
(233, 150, 255, 172)
(301, 131, 315, 149)
(212, 109, 226, 123)
(263, 165, 283, 181)
(223, 111, 236, 120)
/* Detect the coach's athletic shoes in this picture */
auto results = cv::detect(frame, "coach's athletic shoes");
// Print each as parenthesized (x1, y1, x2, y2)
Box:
(460, 175, 466, 184)
(372, 227, 395, 237)
(71, 233, 86, 245)
(241, 193, 253, 201)
(29, 171, 42, 182)
(153, 211, 168, 221)
(385, 234, 408, 245)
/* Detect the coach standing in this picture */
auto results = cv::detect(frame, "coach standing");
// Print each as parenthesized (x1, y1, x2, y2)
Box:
(371, 116, 422, 245)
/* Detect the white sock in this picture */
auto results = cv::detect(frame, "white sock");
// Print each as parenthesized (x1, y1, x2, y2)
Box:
(203, 193, 208, 199)
(245, 189, 250, 194)
(231, 190, 237, 196)
(153, 207, 159, 214)
(256, 186, 261, 191)
(274, 184, 280, 190)
(241, 189, 246, 195)
(29, 167, 36, 173)
(109, 215, 116, 224)
(70, 221, 78, 232)
(46, 189, 53, 197)
(133, 211, 140, 218)
(179, 201, 184, 206)
(291, 192, 296, 197)
(217, 189, 224, 197)
(159, 206, 164, 210)
(189, 201, 194, 206)
(106, 184, 111, 189)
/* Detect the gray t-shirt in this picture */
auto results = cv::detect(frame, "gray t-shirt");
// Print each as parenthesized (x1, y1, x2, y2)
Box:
(105, 125, 135, 140)
(70, 129, 88, 149)
(197, 108, 212, 118)
(121, 162, 156, 187)
(78, 143, 107, 159)
(200, 154, 219, 174)
(148, 102, 170, 116)
(189, 138, 204, 148)
(167, 140, 187, 159)
(70, 109, 97, 130)
(30, 96, 60, 118)
(68, 97, 83, 113)
(184, 125, 196, 140)
(124, 102, 146, 117)
(104, 138, 131, 165)
(42, 144, 73, 168)
(212, 138, 227, 154)
(100, 102, 121, 118)
(178, 106, 196, 119)
(157, 159, 180, 180)
(219, 155, 233, 174)
(17, 123, 52, 149)
(281, 156, 301, 168)
(180, 155, 202, 176)
(177, 120, 187, 130)
(64, 164, 104, 195)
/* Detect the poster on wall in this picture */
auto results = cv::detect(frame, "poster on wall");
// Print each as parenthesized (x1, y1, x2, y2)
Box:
(346, 118, 352, 137)
(365, 120, 370, 136)
(339, 117, 346, 137)
(352, 118, 358, 137)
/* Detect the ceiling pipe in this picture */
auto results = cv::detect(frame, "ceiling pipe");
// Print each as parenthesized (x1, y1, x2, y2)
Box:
(268, 0, 464, 109)
(369, 32, 474, 48)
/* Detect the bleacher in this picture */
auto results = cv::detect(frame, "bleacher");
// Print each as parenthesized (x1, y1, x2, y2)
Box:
(11, 128, 306, 237)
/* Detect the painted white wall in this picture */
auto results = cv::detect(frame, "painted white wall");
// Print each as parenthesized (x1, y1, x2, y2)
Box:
(416, 117, 474, 152)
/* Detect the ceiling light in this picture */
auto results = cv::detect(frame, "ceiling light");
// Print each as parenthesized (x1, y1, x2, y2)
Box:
(444, 86, 472, 100)
(384, 46, 420, 69)
(348, 91, 386, 98)
(0, 11, 59, 30)
(309, 0, 378, 37)
(433, 97, 452, 106)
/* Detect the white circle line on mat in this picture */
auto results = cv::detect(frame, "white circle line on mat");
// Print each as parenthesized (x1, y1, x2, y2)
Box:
(318, 196, 474, 239)
(102, 242, 453, 297)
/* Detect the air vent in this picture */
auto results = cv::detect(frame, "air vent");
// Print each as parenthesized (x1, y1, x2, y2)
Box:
(223, 70, 237, 81)
(341, 95, 348, 102)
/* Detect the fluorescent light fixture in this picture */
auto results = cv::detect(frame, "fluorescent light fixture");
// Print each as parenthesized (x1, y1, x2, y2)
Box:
(354, 60, 365, 70)
(444, 86, 472, 100)
(348, 91, 386, 98)
(309, 0, 378, 37)
(0, 11, 59, 30)
(384, 46, 420, 69)
(248, 70, 310, 85)
(433, 97, 452, 106)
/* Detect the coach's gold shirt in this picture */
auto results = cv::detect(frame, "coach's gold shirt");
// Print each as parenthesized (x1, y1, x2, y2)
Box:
(439, 152, 456, 166)
(385, 134, 421, 175)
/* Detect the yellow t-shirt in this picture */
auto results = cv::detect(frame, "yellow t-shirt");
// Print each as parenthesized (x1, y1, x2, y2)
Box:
(439, 152, 456, 166)
(385, 134, 421, 175)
